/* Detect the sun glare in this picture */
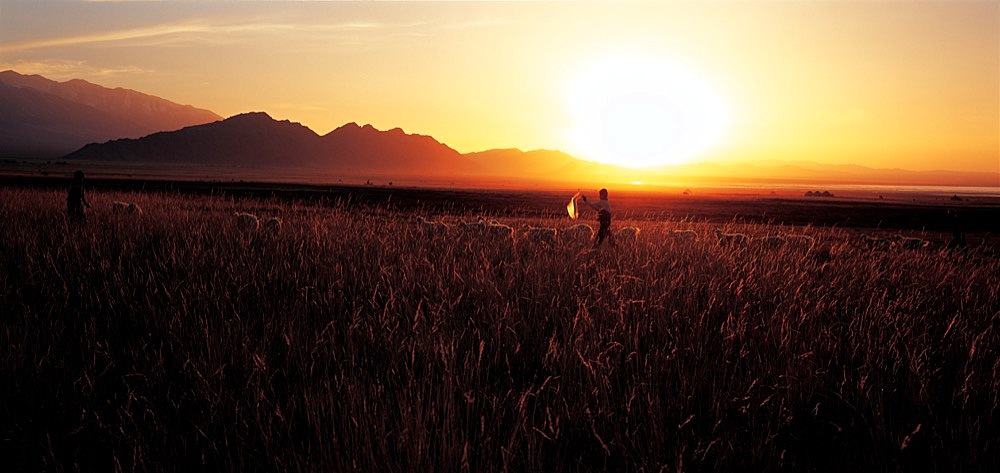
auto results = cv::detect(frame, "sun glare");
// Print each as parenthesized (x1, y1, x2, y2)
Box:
(565, 52, 729, 168)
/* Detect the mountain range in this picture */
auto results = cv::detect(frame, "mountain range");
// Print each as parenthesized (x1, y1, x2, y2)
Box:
(63, 111, 613, 181)
(0, 70, 220, 158)
(3, 70, 996, 187)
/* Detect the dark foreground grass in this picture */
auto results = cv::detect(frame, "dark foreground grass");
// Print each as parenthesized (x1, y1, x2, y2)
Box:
(1, 186, 997, 472)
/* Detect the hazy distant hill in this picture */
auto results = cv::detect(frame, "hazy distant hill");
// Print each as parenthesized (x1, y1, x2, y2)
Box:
(322, 122, 469, 175)
(464, 148, 623, 181)
(0, 82, 150, 158)
(0, 70, 221, 158)
(66, 112, 477, 177)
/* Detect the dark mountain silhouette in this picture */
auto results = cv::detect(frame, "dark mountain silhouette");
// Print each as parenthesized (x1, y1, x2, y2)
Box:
(22, 71, 995, 186)
(66, 112, 325, 167)
(0, 70, 221, 158)
(321, 122, 470, 175)
(65, 112, 478, 177)
(63, 111, 998, 187)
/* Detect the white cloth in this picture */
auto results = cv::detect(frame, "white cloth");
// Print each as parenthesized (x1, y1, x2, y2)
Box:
(567, 192, 581, 219)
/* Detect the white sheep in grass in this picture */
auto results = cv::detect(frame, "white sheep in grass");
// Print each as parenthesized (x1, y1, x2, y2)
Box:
(485, 222, 515, 243)
(414, 216, 450, 235)
(459, 218, 515, 244)
(235, 212, 260, 231)
(457, 218, 492, 233)
(754, 235, 787, 248)
(263, 216, 282, 234)
(895, 234, 928, 249)
(714, 228, 747, 245)
(783, 233, 816, 251)
(861, 233, 892, 249)
(111, 200, 143, 214)
(670, 229, 699, 240)
(519, 225, 559, 246)
(561, 223, 594, 242)
(617, 226, 641, 242)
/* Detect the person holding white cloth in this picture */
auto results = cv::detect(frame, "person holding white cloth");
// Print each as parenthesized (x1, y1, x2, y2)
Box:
(581, 188, 615, 249)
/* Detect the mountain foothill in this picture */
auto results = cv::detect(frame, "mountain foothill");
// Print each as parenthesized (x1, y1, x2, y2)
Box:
(1, 70, 588, 181)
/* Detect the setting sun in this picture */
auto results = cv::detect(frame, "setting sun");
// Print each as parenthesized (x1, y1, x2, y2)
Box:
(564, 52, 729, 168)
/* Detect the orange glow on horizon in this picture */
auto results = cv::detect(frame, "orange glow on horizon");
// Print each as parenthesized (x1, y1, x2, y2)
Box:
(0, 1, 996, 178)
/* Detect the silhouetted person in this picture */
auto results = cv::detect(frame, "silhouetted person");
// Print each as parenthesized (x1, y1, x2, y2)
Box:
(582, 188, 615, 248)
(947, 209, 967, 250)
(67, 170, 91, 224)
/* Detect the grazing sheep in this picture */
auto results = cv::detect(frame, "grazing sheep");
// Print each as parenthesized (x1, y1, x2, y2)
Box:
(714, 228, 747, 245)
(457, 218, 493, 233)
(755, 235, 787, 248)
(485, 222, 515, 243)
(783, 233, 816, 250)
(811, 241, 837, 265)
(263, 216, 282, 234)
(895, 234, 927, 249)
(235, 212, 260, 231)
(459, 218, 515, 244)
(861, 234, 892, 249)
(112, 201, 143, 214)
(414, 216, 450, 235)
(671, 229, 699, 240)
(921, 239, 945, 252)
(561, 223, 595, 242)
(617, 226, 641, 242)
(520, 225, 559, 246)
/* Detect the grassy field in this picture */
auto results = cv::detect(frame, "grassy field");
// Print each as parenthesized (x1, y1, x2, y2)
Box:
(1, 185, 997, 472)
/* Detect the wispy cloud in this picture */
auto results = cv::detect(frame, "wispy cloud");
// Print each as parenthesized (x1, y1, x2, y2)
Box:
(1, 21, 212, 53)
(0, 17, 434, 53)
(0, 58, 152, 81)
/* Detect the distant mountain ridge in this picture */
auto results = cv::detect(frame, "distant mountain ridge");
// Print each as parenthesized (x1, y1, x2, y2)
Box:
(0, 70, 221, 158)
(63, 111, 999, 187)
(66, 112, 477, 178)
(63, 112, 630, 181)
(7, 71, 996, 187)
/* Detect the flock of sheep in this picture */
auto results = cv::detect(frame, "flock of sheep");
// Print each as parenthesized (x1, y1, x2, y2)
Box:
(235, 211, 282, 234)
(706, 227, 940, 251)
(410, 215, 955, 255)
(111, 200, 143, 214)
(105, 199, 951, 254)
(415, 215, 641, 247)
(109, 200, 283, 235)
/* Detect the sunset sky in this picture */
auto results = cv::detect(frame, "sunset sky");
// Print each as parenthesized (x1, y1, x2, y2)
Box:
(1, 0, 997, 173)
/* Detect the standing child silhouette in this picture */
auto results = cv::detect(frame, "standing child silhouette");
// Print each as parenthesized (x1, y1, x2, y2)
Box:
(67, 170, 91, 224)
(581, 188, 615, 248)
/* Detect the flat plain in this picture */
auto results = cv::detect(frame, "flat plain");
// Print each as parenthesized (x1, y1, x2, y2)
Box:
(1, 177, 998, 472)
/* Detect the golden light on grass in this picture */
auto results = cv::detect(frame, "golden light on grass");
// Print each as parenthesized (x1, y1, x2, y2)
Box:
(1, 186, 997, 470)
(564, 51, 730, 169)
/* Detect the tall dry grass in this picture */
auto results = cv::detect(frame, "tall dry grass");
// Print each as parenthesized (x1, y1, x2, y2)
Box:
(1, 186, 997, 472)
